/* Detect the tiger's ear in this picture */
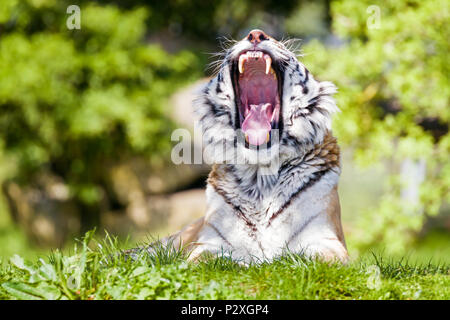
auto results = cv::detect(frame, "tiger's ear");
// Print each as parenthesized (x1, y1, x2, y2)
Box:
(284, 67, 339, 122)
(283, 65, 340, 145)
(318, 81, 338, 96)
(314, 81, 339, 116)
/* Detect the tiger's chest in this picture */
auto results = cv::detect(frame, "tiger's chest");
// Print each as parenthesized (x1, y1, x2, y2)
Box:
(192, 169, 340, 262)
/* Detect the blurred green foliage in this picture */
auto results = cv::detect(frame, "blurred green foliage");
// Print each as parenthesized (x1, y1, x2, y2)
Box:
(0, 0, 448, 256)
(99, 0, 299, 40)
(0, 0, 201, 206)
(303, 0, 449, 253)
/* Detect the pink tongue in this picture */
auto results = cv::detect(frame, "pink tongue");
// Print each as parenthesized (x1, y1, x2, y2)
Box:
(241, 103, 272, 146)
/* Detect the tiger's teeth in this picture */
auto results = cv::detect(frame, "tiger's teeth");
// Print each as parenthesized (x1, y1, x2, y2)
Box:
(247, 51, 263, 58)
(239, 54, 247, 73)
(264, 55, 272, 75)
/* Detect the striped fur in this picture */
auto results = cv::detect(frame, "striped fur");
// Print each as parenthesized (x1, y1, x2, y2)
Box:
(132, 33, 348, 264)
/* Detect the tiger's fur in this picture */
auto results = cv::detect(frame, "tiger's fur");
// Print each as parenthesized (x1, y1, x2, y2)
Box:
(132, 31, 348, 264)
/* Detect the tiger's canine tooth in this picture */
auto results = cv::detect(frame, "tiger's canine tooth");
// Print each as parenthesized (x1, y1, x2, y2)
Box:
(239, 54, 247, 73)
(264, 55, 272, 74)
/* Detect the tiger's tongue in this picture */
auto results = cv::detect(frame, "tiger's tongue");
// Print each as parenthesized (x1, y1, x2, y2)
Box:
(241, 103, 272, 146)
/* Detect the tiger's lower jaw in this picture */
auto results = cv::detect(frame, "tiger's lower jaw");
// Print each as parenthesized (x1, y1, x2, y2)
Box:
(202, 138, 282, 168)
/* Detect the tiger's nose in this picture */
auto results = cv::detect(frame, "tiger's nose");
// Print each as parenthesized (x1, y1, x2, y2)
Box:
(246, 29, 268, 44)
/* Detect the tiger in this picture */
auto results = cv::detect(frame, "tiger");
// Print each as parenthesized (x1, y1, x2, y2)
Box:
(129, 29, 348, 264)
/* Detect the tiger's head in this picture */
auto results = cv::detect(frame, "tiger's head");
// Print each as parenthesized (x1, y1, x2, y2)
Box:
(195, 29, 339, 168)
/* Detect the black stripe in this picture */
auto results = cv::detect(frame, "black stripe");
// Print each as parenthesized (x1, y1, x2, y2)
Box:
(287, 212, 320, 245)
(303, 68, 309, 84)
(302, 85, 309, 95)
(267, 168, 331, 226)
(204, 98, 229, 118)
(216, 80, 222, 94)
(211, 184, 257, 233)
(206, 222, 233, 248)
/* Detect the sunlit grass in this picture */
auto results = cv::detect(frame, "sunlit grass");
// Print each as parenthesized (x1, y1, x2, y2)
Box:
(0, 231, 448, 300)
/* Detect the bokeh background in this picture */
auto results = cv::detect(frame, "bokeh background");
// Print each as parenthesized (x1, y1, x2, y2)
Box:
(0, 0, 448, 262)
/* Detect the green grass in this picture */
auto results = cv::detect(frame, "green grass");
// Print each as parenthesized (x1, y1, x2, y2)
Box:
(0, 231, 448, 300)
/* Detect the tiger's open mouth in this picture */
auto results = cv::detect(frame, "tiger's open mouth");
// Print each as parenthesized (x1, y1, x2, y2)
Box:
(232, 50, 283, 149)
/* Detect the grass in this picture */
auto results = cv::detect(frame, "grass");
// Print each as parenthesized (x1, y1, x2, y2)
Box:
(1, 154, 447, 300)
(0, 230, 448, 300)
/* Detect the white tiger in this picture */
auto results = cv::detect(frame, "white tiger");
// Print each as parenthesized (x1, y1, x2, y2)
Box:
(130, 29, 348, 264)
